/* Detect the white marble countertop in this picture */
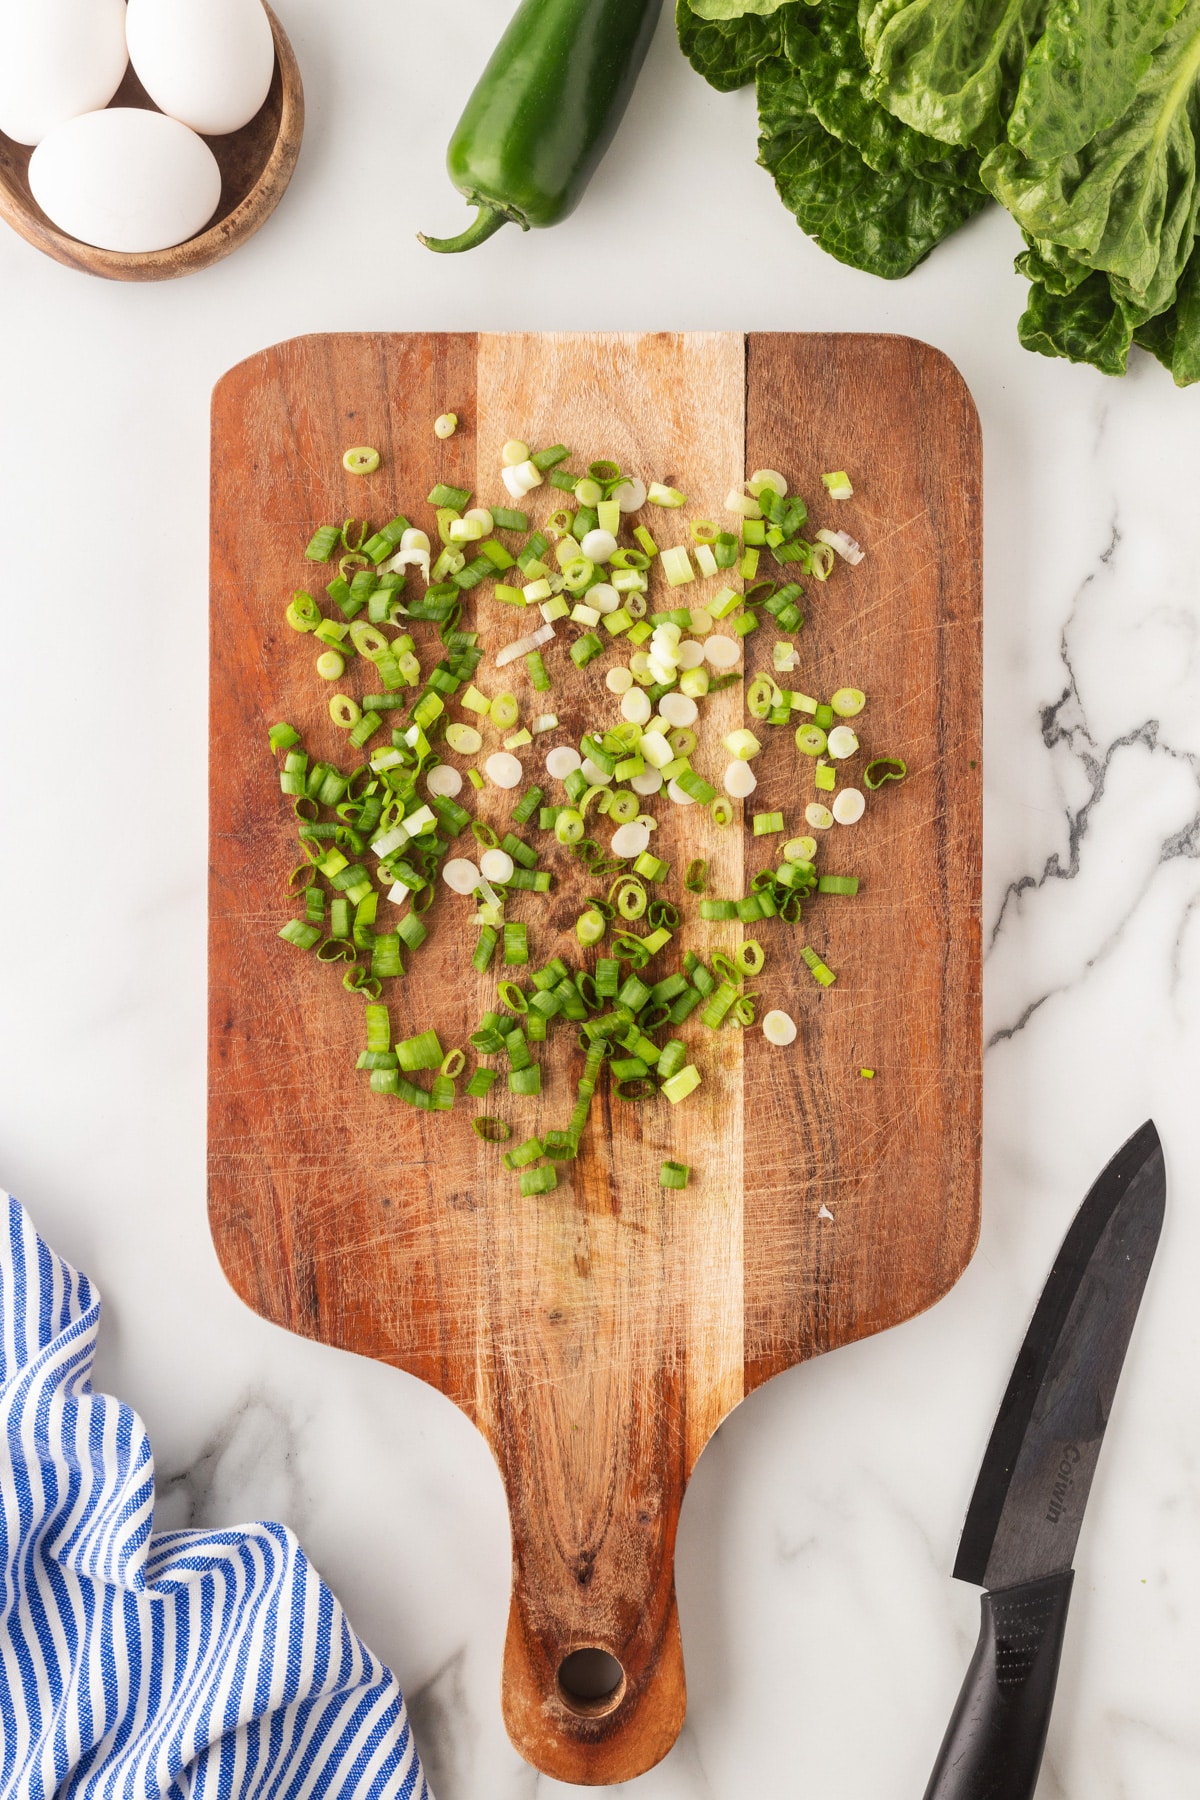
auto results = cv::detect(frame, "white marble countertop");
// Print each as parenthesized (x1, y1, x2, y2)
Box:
(3, 3, 1199, 1795)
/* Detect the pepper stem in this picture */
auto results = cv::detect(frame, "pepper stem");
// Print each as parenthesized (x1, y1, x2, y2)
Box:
(418, 205, 510, 255)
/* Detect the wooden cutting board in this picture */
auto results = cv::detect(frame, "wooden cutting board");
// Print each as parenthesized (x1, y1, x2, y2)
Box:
(209, 332, 981, 1785)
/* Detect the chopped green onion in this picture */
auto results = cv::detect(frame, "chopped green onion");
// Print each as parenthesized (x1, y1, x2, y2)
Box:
(520, 1165, 558, 1195)
(428, 482, 471, 510)
(661, 1065, 701, 1103)
(864, 757, 908, 789)
(735, 940, 765, 976)
(472, 1115, 511, 1142)
(576, 907, 606, 946)
(503, 921, 529, 965)
(800, 946, 837, 987)
(305, 525, 342, 562)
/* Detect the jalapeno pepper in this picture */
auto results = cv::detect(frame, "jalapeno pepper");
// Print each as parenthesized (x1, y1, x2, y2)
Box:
(420, 0, 661, 254)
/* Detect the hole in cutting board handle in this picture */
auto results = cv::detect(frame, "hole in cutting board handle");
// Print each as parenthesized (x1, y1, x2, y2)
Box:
(557, 1648, 626, 1718)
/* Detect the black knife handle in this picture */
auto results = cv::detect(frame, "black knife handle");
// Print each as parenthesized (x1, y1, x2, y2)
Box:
(922, 1569, 1074, 1800)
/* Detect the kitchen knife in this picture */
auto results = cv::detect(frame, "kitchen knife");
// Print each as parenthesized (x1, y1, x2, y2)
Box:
(923, 1119, 1165, 1800)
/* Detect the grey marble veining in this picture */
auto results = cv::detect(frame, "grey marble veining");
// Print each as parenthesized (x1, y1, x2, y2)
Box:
(2, 3, 1200, 1794)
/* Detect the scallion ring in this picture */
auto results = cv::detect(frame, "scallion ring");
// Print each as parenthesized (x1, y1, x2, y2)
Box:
(735, 940, 765, 976)
(864, 756, 908, 789)
(615, 1077, 655, 1103)
(472, 1116, 512, 1143)
(611, 877, 647, 920)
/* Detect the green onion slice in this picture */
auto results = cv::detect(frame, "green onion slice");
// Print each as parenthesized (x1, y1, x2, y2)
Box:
(863, 757, 908, 789)
(472, 1116, 512, 1143)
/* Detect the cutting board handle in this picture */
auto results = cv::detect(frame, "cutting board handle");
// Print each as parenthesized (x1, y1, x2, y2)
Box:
(501, 1560, 686, 1785)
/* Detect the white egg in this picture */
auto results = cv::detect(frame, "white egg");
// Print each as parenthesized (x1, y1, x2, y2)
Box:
(29, 109, 222, 253)
(0, 0, 128, 147)
(126, 0, 275, 136)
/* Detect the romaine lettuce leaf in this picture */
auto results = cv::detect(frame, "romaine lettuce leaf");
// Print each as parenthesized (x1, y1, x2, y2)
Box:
(1017, 268, 1143, 373)
(1006, 0, 1186, 159)
(689, 0, 793, 16)
(676, 0, 795, 89)
(1134, 237, 1200, 379)
(984, 0, 1200, 313)
(756, 57, 989, 276)
(781, 1, 986, 185)
(861, 0, 1050, 150)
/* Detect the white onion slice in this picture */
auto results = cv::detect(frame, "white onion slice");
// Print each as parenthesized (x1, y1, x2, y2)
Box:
(675, 640, 706, 669)
(479, 849, 514, 883)
(580, 758, 611, 786)
(502, 460, 543, 498)
(620, 689, 652, 725)
(611, 821, 651, 859)
(703, 634, 741, 670)
(580, 528, 617, 564)
(385, 546, 430, 583)
(631, 767, 664, 795)
(442, 858, 480, 895)
(496, 631, 541, 667)
(723, 760, 757, 798)
(485, 752, 523, 789)
(606, 667, 634, 694)
(589, 583, 621, 613)
(426, 764, 463, 798)
(832, 787, 866, 824)
(659, 692, 698, 728)
(806, 803, 834, 830)
(667, 779, 696, 805)
(613, 477, 647, 512)
(827, 726, 859, 759)
(545, 745, 582, 779)
(815, 527, 864, 565)
(763, 1009, 797, 1046)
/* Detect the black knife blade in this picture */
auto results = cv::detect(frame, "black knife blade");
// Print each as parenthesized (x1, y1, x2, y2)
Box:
(923, 1119, 1165, 1800)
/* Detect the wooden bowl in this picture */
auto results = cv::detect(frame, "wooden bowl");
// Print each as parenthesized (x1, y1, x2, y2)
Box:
(0, 4, 303, 281)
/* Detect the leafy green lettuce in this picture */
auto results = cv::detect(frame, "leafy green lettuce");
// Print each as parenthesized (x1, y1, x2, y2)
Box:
(677, 0, 1200, 380)
(676, 0, 795, 90)
(861, 0, 1050, 150)
(688, 0, 793, 16)
(984, 0, 1200, 317)
(1005, 0, 1187, 158)
(677, 0, 986, 276)
(757, 57, 988, 274)
(774, 4, 987, 275)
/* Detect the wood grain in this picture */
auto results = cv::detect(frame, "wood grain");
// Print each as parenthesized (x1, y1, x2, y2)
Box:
(209, 332, 981, 1784)
(0, 6, 302, 282)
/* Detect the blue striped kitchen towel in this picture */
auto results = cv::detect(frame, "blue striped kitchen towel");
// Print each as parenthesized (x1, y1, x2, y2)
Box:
(0, 1191, 430, 1800)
